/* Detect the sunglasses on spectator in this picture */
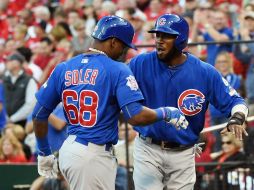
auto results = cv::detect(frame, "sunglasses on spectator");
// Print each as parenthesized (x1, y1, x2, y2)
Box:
(222, 141, 232, 145)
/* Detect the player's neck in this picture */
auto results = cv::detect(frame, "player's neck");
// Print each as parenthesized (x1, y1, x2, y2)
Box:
(166, 53, 187, 67)
(88, 48, 108, 57)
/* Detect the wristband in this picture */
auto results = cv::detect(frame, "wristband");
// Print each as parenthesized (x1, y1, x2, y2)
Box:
(36, 136, 51, 156)
(154, 108, 165, 121)
(226, 112, 245, 132)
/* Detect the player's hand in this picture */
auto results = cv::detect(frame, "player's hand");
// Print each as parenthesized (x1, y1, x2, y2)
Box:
(220, 112, 248, 141)
(37, 154, 59, 178)
(163, 107, 188, 130)
(194, 142, 205, 157)
(221, 124, 248, 141)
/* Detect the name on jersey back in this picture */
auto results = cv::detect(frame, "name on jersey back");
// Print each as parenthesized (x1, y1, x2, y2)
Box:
(65, 69, 98, 86)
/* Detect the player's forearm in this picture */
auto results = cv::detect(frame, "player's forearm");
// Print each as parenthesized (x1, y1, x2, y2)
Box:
(33, 119, 49, 138)
(32, 102, 52, 156)
(33, 119, 52, 156)
(0, 103, 2, 112)
(127, 106, 158, 126)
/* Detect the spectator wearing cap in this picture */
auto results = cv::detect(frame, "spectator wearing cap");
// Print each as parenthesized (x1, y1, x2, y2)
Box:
(3, 53, 37, 127)
(233, 11, 254, 116)
(192, 9, 234, 66)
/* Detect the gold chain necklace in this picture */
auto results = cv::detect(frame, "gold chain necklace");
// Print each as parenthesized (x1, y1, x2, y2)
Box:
(88, 48, 108, 57)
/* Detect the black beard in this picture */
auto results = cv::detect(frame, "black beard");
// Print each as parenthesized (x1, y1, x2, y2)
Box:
(158, 47, 181, 63)
(116, 47, 129, 62)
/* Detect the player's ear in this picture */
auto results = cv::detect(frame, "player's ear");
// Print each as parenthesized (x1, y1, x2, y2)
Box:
(110, 38, 118, 49)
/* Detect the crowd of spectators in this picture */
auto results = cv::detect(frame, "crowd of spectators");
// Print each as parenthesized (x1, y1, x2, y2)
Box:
(0, 0, 254, 189)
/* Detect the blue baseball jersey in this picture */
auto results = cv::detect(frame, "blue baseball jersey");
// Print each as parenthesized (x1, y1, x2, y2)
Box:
(0, 81, 6, 131)
(36, 54, 144, 145)
(210, 73, 241, 118)
(129, 51, 245, 145)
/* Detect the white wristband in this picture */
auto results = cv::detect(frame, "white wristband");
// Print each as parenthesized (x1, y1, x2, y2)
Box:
(231, 104, 248, 119)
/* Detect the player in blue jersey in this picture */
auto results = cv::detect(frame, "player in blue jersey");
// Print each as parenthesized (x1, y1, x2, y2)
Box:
(0, 80, 7, 132)
(32, 15, 189, 190)
(129, 13, 249, 190)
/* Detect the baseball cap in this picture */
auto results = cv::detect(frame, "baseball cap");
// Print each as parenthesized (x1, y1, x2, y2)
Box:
(7, 53, 25, 64)
(245, 11, 254, 19)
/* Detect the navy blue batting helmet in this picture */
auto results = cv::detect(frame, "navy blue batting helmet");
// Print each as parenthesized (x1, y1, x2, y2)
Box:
(92, 15, 137, 50)
(148, 14, 189, 51)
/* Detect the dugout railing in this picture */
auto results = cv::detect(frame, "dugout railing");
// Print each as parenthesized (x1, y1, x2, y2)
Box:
(195, 161, 254, 190)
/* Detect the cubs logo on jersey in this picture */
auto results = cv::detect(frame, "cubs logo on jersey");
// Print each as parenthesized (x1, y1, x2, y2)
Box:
(178, 89, 205, 116)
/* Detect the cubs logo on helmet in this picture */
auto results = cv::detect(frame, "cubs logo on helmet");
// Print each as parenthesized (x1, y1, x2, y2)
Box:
(148, 14, 189, 52)
(158, 18, 166, 26)
(178, 89, 205, 116)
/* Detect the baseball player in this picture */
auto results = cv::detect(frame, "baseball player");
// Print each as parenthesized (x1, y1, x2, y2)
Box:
(32, 15, 188, 190)
(128, 14, 248, 190)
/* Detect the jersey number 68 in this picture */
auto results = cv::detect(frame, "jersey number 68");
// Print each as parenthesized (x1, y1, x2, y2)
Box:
(62, 89, 98, 127)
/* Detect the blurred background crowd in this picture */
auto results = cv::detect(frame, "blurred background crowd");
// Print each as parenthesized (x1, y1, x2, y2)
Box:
(0, 0, 254, 189)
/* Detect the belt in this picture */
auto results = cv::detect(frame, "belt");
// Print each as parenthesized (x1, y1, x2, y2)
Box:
(75, 136, 113, 152)
(139, 134, 193, 151)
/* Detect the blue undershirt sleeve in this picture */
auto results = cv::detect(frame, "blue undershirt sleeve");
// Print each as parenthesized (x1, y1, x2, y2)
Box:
(32, 101, 52, 121)
(122, 102, 165, 121)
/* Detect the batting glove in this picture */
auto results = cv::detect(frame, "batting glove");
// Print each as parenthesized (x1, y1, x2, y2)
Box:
(163, 107, 189, 130)
(194, 142, 205, 157)
(38, 154, 59, 178)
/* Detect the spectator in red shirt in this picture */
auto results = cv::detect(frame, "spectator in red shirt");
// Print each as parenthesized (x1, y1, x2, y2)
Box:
(32, 37, 54, 70)
(0, 134, 27, 163)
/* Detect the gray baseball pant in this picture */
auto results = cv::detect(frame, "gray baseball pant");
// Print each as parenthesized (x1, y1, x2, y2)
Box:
(59, 135, 117, 190)
(133, 136, 196, 190)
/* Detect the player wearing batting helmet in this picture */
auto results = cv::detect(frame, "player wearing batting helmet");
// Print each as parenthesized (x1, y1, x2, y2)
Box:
(129, 13, 248, 190)
(32, 15, 189, 190)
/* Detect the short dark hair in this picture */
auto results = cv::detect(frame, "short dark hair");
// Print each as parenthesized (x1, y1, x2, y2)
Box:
(16, 47, 32, 62)
(40, 36, 53, 45)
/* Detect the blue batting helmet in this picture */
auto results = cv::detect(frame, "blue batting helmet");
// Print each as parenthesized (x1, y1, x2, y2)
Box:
(148, 14, 189, 51)
(92, 15, 137, 50)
